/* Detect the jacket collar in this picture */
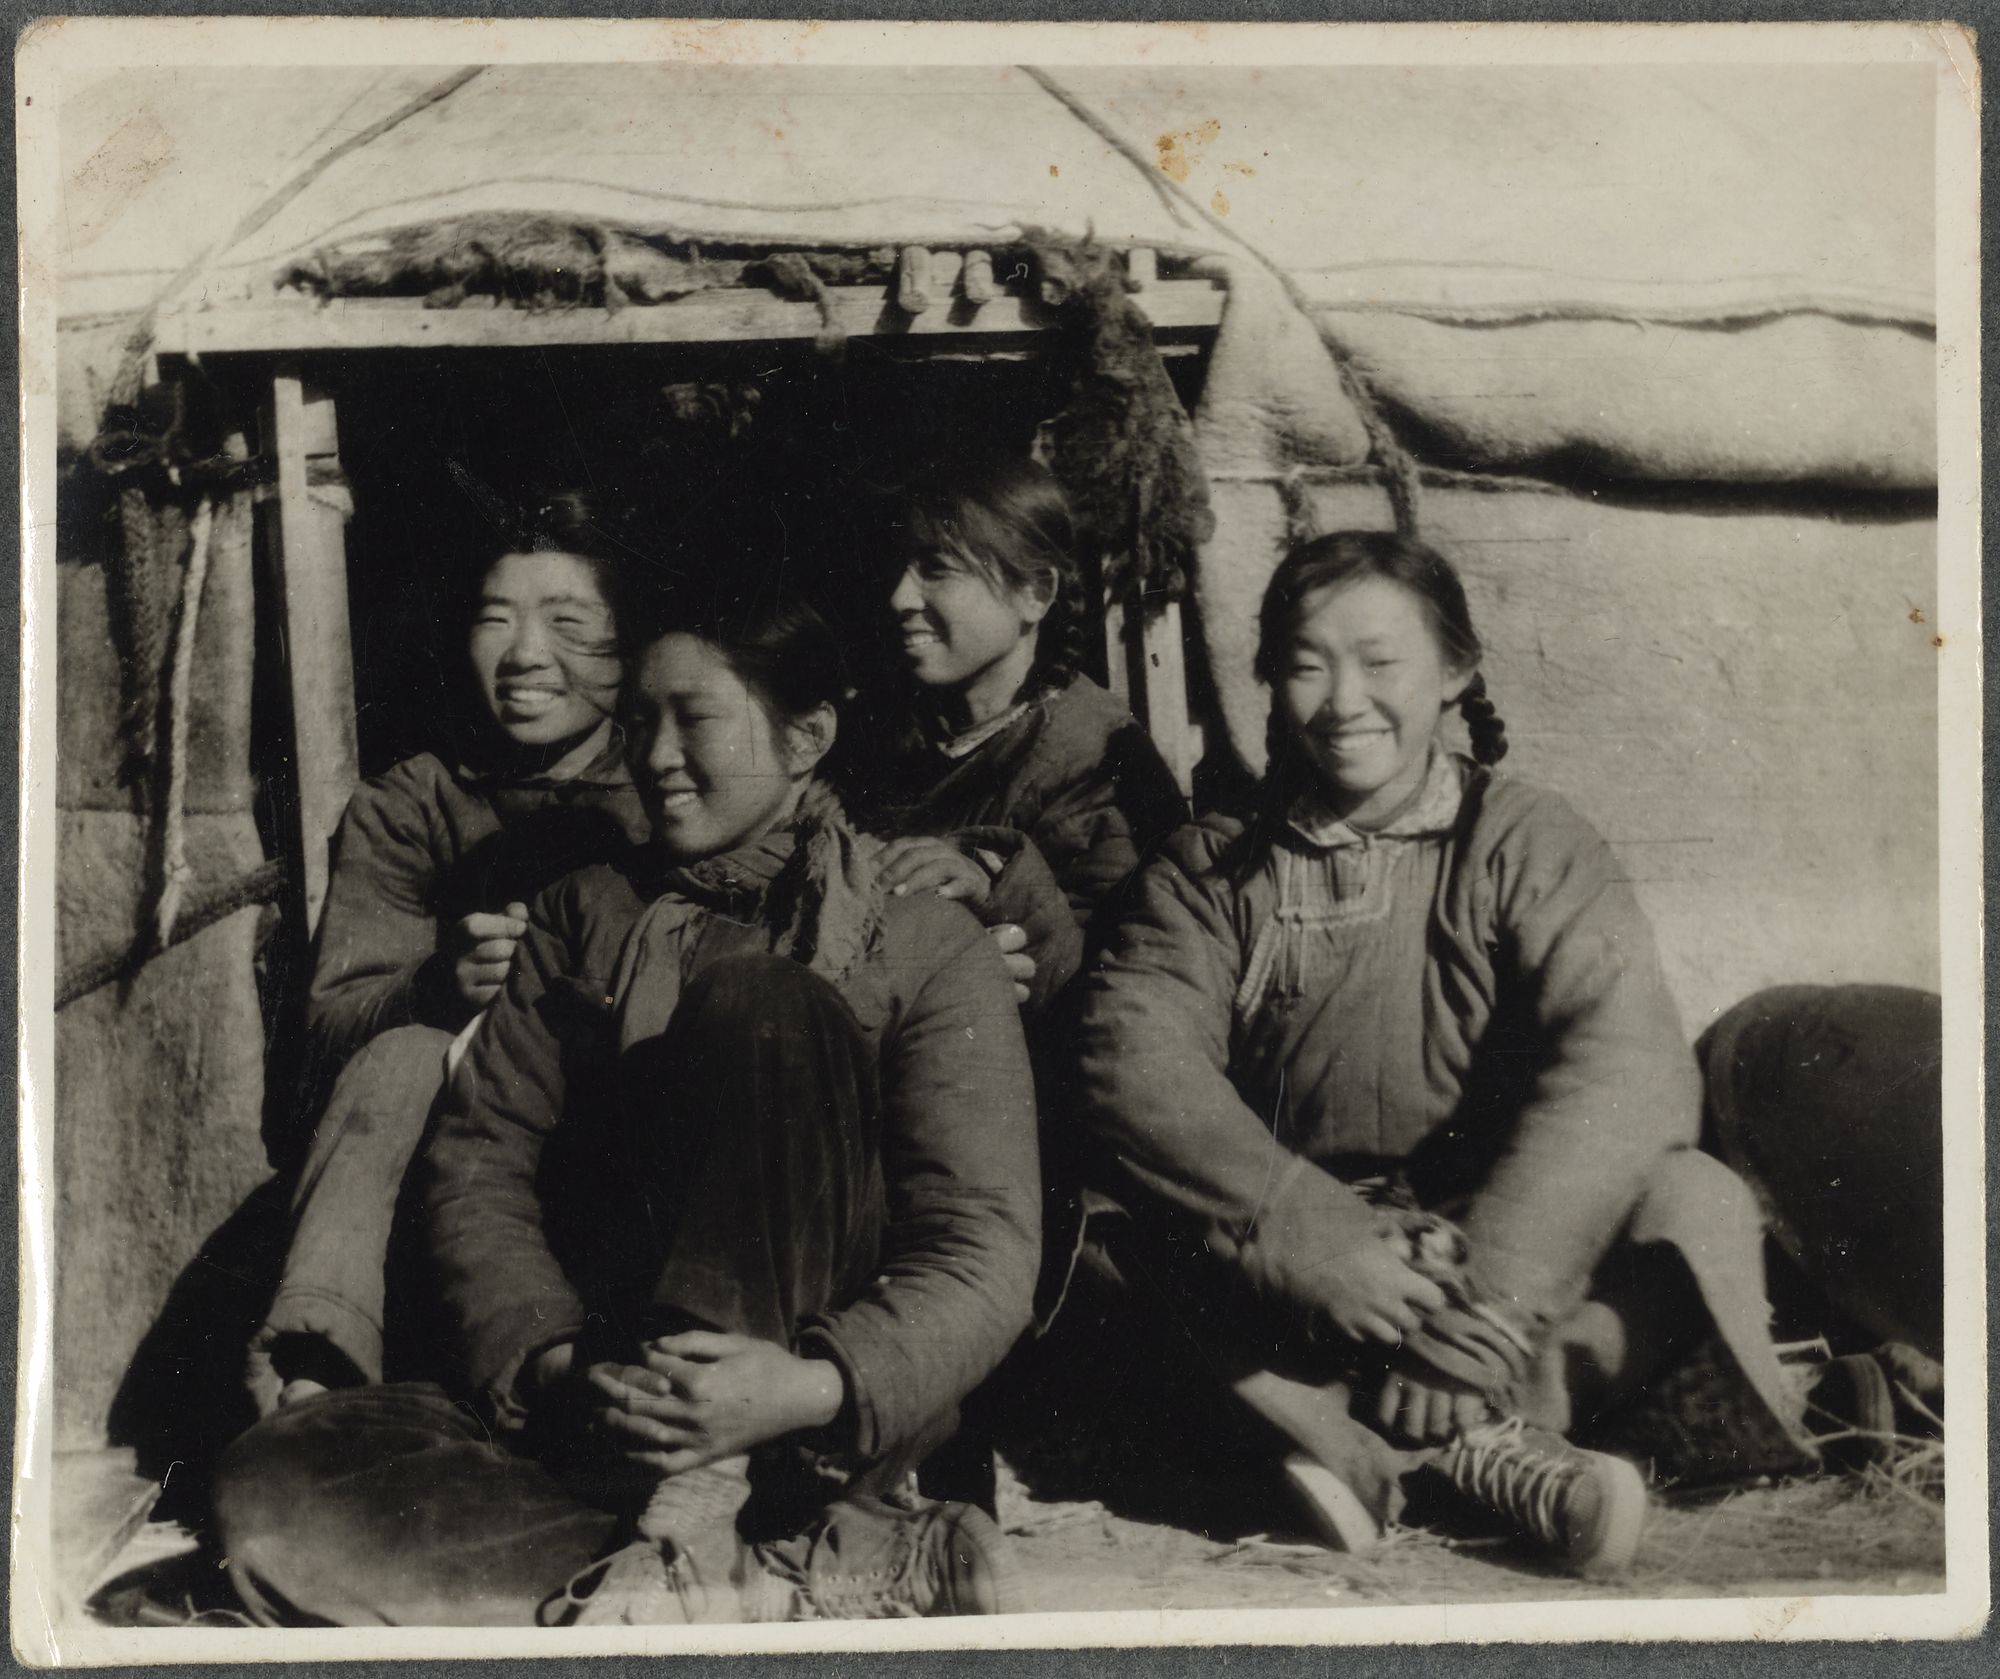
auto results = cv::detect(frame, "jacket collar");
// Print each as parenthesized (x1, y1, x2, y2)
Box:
(456, 723, 633, 792)
(932, 698, 1037, 762)
(1286, 749, 1469, 851)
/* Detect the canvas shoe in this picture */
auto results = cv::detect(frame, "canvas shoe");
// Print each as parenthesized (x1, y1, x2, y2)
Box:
(537, 1533, 794, 1627)
(753, 1490, 1022, 1619)
(538, 1456, 776, 1627)
(1439, 1418, 1648, 1579)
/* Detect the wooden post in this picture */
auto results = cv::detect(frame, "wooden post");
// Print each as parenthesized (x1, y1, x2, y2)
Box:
(258, 368, 358, 937)
(1139, 598, 1194, 798)
(1102, 590, 1195, 799)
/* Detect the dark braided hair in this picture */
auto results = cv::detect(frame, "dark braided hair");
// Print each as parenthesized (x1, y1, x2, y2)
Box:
(900, 454, 1088, 700)
(1253, 528, 1508, 813)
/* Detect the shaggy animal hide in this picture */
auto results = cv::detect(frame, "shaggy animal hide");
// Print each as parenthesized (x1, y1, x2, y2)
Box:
(279, 218, 900, 326)
(1026, 237, 1215, 604)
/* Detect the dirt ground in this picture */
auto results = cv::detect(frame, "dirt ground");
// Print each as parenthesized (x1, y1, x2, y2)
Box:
(997, 1466, 1946, 1613)
(78, 1450, 1944, 1627)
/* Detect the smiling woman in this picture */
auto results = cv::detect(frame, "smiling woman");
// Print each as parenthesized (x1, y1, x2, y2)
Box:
(243, 489, 649, 1417)
(470, 550, 621, 766)
(212, 568, 1044, 1627)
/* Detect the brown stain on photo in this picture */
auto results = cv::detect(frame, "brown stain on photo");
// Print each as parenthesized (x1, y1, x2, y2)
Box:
(1155, 118, 1221, 184)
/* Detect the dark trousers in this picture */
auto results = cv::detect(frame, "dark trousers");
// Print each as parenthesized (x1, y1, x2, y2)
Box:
(213, 955, 897, 1627)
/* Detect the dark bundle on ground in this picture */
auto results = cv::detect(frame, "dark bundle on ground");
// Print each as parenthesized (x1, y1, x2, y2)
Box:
(1025, 235, 1215, 603)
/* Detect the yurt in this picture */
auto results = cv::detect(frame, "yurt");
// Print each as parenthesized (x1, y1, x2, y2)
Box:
(44, 54, 1940, 1599)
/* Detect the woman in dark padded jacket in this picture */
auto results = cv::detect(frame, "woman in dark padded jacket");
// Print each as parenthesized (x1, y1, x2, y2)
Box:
(214, 573, 1041, 1628)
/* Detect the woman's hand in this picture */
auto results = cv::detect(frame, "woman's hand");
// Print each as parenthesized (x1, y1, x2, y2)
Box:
(572, 1332, 845, 1475)
(877, 836, 991, 906)
(438, 901, 531, 1009)
(1375, 1367, 1492, 1445)
(988, 921, 1034, 1005)
(1310, 1239, 1448, 1348)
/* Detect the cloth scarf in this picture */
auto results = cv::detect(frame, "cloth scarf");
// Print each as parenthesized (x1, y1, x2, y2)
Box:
(608, 780, 885, 1053)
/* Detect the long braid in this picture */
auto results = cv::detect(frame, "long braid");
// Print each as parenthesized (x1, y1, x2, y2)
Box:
(1458, 671, 1509, 766)
(1029, 558, 1091, 699)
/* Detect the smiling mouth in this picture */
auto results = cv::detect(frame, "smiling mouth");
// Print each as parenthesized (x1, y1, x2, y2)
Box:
(900, 627, 941, 649)
(498, 685, 565, 712)
(653, 789, 700, 813)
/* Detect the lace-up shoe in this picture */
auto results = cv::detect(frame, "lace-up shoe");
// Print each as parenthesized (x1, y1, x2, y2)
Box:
(753, 1490, 1021, 1619)
(1440, 1418, 1647, 1579)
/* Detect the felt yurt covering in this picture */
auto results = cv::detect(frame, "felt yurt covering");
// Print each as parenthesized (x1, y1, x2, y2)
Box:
(52, 62, 1937, 1451)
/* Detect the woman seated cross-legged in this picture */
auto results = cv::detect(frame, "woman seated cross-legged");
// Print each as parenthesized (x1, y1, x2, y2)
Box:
(1071, 531, 1824, 1579)
(212, 575, 1042, 1626)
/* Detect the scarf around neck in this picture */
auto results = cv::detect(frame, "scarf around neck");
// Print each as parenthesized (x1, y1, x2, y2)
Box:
(608, 778, 886, 1051)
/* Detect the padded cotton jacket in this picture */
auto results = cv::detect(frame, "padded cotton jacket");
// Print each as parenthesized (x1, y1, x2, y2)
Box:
(1075, 758, 1701, 1339)
(306, 738, 645, 1067)
(424, 856, 1042, 1461)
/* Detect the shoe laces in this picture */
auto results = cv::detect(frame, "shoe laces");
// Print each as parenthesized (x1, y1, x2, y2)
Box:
(1447, 1417, 1582, 1547)
(762, 1505, 931, 1621)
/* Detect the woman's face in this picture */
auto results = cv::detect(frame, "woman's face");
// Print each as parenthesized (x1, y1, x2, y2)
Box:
(1277, 575, 1471, 826)
(468, 551, 620, 754)
(887, 545, 1046, 695)
(626, 634, 826, 862)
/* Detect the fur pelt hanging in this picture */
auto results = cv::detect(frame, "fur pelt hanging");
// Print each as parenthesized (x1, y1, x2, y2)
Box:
(279, 216, 747, 311)
(1024, 235, 1216, 604)
(278, 215, 901, 323)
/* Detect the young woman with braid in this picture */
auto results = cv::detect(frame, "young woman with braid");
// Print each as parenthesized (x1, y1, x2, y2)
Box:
(1072, 530, 1821, 1577)
(864, 455, 1188, 1013)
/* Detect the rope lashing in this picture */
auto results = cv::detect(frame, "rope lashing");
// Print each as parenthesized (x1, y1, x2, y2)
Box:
(151, 494, 215, 949)
(57, 858, 288, 1012)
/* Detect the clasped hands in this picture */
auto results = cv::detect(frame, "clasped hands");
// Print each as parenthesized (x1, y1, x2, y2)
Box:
(530, 1332, 846, 1474)
(1311, 1232, 1494, 1446)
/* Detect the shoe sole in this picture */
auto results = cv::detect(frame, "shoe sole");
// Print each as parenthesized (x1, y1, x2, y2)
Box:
(941, 1506, 1025, 1616)
(1573, 1452, 1648, 1581)
(1282, 1453, 1384, 1554)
